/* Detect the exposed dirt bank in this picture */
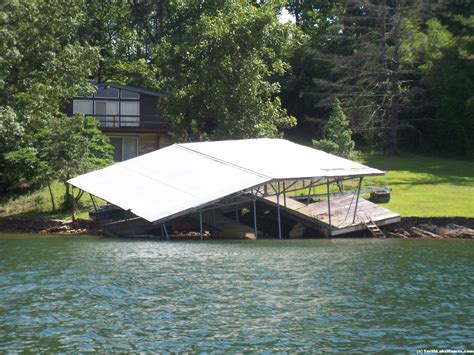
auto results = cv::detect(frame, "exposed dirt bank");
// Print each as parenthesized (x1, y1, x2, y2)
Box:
(0, 217, 473, 239)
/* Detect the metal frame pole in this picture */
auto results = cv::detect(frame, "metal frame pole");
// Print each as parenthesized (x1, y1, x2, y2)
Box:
(306, 180, 312, 205)
(199, 210, 203, 240)
(326, 179, 332, 237)
(127, 212, 137, 238)
(89, 194, 106, 233)
(283, 181, 287, 208)
(352, 177, 364, 223)
(163, 223, 169, 240)
(253, 195, 258, 239)
(90, 194, 101, 223)
(277, 182, 282, 239)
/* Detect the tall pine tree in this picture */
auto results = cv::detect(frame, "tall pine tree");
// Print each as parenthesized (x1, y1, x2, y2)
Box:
(313, 99, 356, 159)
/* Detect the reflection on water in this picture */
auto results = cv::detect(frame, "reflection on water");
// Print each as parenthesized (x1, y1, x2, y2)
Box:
(0, 235, 473, 352)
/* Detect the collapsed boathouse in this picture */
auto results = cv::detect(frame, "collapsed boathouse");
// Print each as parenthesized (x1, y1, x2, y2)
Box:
(68, 138, 400, 239)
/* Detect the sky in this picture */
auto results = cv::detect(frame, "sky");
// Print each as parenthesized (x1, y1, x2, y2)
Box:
(278, 8, 296, 24)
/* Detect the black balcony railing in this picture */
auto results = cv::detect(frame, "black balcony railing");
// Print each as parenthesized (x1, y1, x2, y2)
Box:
(87, 115, 167, 130)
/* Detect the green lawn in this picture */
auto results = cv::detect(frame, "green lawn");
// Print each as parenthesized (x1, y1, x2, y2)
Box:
(359, 153, 474, 217)
(1, 153, 473, 221)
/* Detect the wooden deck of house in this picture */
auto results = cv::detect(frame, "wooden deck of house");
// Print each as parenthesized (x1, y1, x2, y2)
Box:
(260, 194, 400, 236)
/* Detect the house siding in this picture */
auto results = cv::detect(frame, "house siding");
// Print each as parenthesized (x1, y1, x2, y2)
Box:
(66, 83, 171, 160)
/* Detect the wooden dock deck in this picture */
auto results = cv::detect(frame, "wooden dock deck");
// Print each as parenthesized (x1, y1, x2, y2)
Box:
(260, 194, 400, 236)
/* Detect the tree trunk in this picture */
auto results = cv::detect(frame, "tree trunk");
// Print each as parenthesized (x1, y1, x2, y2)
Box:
(65, 182, 76, 222)
(386, 0, 401, 155)
(47, 180, 56, 212)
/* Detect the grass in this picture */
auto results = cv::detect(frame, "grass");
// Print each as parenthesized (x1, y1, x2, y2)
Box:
(0, 153, 473, 221)
(359, 153, 474, 217)
(0, 181, 105, 221)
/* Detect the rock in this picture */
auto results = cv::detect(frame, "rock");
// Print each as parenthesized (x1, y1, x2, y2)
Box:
(289, 222, 306, 238)
(443, 227, 474, 239)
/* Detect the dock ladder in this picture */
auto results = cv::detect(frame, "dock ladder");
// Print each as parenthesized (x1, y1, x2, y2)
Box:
(359, 214, 386, 238)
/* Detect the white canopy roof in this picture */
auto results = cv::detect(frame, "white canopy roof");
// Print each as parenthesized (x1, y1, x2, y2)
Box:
(68, 138, 383, 222)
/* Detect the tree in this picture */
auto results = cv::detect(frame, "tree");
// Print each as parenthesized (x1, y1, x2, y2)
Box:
(5, 115, 113, 212)
(313, 99, 356, 159)
(73, 1, 298, 140)
(284, 1, 405, 153)
(0, 0, 111, 200)
(401, 16, 474, 157)
(0, 107, 25, 193)
(34, 115, 113, 213)
(154, 1, 297, 140)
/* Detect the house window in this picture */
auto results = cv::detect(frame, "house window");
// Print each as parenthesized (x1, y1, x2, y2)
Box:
(110, 136, 138, 162)
(95, 101, 119, 127)
(73, 99, 93, 115)
(95, 87, 119, 98)
(120, 101, 140, 127)
(121, 90, 140, 99)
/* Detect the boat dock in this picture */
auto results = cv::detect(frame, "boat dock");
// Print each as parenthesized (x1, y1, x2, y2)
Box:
(260, 194, 400, 236)
(70, 138, 402, 239)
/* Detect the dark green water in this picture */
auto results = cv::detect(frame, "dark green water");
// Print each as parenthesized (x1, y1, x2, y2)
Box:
(0, 235, 473, 352)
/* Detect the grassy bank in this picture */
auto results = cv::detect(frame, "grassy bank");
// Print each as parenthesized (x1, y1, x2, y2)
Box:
(360, 153, 474, 217)
(1, 153, 473, 221)
(0, 182, 102, 221)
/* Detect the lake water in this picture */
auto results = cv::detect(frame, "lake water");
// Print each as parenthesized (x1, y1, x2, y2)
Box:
(0, 234, 473, 352)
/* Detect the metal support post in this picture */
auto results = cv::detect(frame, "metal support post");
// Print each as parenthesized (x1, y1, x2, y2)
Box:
(163, 223, 169, 240)
(283, 181, 287, 208)
(352, 177, 364, 224)
(199, 210, 203, 241)
(307, 180, 312, 205)
(253, 196, 258, 239)
(277, 182, 282, 239)
(127, 212, 136, 238)
(89, 194, 105, 231)
(326, 179, 332, 237)
(90, 194, 100, 222)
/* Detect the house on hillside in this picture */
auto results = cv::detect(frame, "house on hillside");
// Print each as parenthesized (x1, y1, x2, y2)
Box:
(65, 83, 172, 161)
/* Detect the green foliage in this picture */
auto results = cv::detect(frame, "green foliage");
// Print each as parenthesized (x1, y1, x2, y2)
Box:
(312, 99, 356, 159)
(0, 106, 25, 189)
(0, 0, 111, 203)
(284, 1, 473, 158)
(401, 19, 455, 72)
(155, 1, 296, 140)
(0, 106, 23, 153)
(33, 115, 113, 183)
(4, 114, 113, 209)
(400, 16, 474, 157)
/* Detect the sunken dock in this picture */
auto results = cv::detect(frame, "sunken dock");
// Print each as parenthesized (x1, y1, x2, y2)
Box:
(69, 138, 400, 239)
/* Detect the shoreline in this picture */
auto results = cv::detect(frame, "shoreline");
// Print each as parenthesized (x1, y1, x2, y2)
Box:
(0, 217, 473, 239)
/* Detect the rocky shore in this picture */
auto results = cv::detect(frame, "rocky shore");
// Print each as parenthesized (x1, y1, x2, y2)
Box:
(0, 216, 473, 239)
(382, 217, 474, 239)
(0, 218, 102, 235)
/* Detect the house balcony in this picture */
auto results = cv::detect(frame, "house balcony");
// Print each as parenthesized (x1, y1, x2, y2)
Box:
(88, 114, 168, 132)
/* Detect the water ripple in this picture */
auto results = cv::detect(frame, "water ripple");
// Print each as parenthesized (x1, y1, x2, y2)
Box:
(0, 236, 473, 352)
